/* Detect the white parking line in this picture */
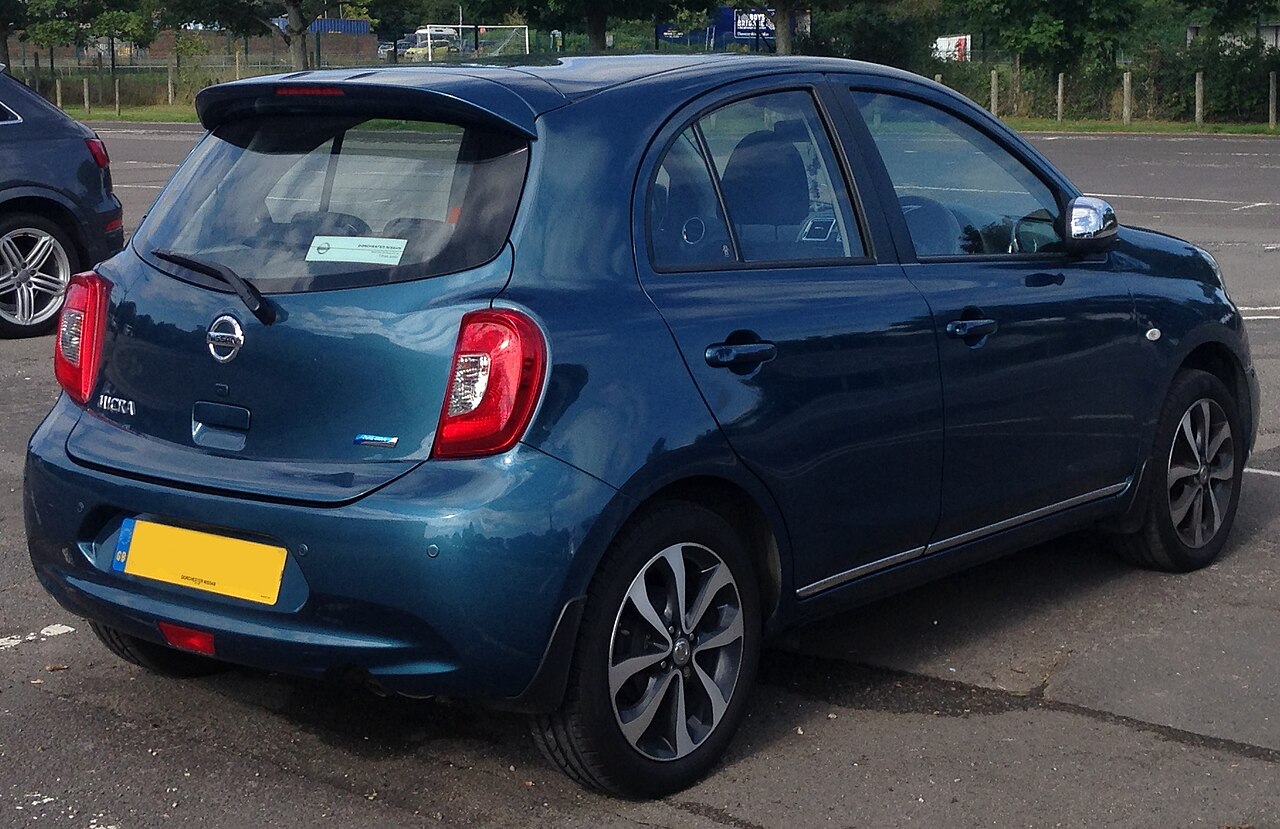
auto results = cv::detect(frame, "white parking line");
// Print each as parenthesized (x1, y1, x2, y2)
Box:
(1239, 306, 1280, 311)
(1088, 192, 1278, 208)
(1243, 315, 1280, 320)
(1245, 468, 1280, 478)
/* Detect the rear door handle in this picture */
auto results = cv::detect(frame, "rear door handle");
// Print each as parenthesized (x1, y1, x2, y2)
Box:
(704, 341, 777, 369)
(945, 319, 998, 339)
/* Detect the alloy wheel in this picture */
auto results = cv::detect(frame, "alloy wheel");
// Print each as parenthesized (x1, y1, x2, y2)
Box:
(1166, 397, 1235, 549)
(608, 541, 744, 762)
(0, 227, 72, 328)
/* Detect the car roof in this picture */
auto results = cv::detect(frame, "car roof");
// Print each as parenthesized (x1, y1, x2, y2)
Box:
(199, 55, 930, 137)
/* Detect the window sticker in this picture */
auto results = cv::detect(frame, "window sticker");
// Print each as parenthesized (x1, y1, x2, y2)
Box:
(305, 236, 408, 266)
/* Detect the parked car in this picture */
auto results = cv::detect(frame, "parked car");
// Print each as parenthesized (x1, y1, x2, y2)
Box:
(25, 56, 1258, 797)
(0, 68, 123, 337)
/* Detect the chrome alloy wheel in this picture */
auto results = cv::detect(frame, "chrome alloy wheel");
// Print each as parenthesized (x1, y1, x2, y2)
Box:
(608, 541, 744, 762)
(1167, 397, 1235, 549)
(0, 227, 72, 328)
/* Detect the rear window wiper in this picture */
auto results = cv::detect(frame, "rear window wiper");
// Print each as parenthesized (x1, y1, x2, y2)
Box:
(151, 249, 277, 326)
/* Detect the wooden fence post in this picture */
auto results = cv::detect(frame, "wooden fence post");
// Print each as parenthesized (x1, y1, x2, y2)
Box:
(1123, 71, 1132, 125)
(167, 61, 175, 106)
(82, 78, 90, 115)
(934, 73, 942, 84)
(55, 78, 62, 109)
(114, 77, 120, 116)
(1270, 71, 1276, 130)
(1057, 73, 1064, 122)
(1195, 72, 1204, 126)
(234, 49, 241, 80)
(990, 69, 998, 118)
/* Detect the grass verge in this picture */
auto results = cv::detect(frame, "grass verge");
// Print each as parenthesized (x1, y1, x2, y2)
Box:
(56, 104, 1280, 135)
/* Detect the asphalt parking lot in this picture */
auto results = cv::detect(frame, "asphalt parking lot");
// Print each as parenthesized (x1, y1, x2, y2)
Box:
(1, 127, 1278, 827)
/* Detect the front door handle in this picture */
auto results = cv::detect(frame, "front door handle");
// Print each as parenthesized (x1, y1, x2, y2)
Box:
(705, 341, 777, 369)
(945, 319, 998, 340)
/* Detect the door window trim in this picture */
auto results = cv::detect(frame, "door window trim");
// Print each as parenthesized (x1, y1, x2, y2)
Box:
(0, 100, 22, 125)
(840, 79, 1080, 265)
(642, 81, 879, 275)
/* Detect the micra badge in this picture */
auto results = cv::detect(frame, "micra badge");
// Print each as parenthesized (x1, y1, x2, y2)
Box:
(354, 434, 399, 447)
(98, 394, 136, 417)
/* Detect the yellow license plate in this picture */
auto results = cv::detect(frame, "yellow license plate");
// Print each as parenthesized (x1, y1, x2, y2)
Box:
(112, 518, 287, 606)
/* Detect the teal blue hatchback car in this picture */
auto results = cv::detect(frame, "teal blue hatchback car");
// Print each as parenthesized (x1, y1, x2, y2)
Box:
(26, 55, 1258, 796)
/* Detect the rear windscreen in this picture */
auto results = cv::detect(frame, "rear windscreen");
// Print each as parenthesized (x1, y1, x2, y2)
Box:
(133, 114, 529, 292)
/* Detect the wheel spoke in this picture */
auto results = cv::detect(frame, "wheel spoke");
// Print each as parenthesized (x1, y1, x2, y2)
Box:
(618, 670, 676, 746)
(0, 237, 23, 272)
(1191, 488, 1204, 547)
(693, 609, 743, 656)
(24, 234, 55, 273)
(684, 562, 733, 633)
(14, 283, 35, 323)
(1169, 486, 1197, 526)
(1178, 411, 1198, 459)
(692, 661, 730, 726)
(1196, 401, 1211, 460)
(610, 650, 669, 697)
(1209, 457, 1234, 481)
(0, 268, 18, 294)
(1206, 419, 1231, 461)
(1167, 463, 1199, 487)
(28, 271, 66, 297)
(625, 577, 673, 648)
(672, 675, 695, 757)
(658, 544, 689, 624)
(1206, 482, 1222, 538)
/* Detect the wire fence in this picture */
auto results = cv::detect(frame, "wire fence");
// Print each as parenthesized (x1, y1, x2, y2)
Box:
(6, 35, 1280, 128)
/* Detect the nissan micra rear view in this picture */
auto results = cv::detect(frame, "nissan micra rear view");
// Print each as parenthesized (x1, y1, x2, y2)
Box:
(26, 56, 1258, 797)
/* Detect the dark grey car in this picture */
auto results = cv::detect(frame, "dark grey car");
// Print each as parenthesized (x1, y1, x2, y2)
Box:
(0, 69, 123, 337)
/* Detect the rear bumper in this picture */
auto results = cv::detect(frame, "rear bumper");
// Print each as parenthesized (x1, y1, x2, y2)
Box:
(25, 397, 621, 707)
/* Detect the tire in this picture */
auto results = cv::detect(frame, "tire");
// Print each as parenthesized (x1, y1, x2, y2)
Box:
(1110, 369, 1244, 572)
(89, 622, 229, 678)
(0, 212, 81, 338)
(531, 501, 761, 798)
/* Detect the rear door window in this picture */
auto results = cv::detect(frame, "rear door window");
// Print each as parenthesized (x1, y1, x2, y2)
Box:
(135, 115, 528, 292)
(0, 99, 19, 123)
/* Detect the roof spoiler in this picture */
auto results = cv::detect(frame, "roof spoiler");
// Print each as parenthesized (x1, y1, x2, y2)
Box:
(196, 75, 538, 138)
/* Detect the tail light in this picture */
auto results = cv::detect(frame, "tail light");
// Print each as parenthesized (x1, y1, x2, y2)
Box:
(54, 271, 111, 405)
(84, 137, 110, 169)
(432, 309, 546, 459)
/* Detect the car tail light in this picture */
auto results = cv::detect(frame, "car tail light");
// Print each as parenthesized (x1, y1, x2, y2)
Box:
(432, 309, 546, 459)
(54, 272, 110, 405)
(157, 621, 216, 656)
(84, 137, 110, 169)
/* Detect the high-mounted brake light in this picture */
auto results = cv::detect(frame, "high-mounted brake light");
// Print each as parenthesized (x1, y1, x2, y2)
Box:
(84, 137, 110, 169)
(54, 271, 110, 405)
(274, 86, 345, 97)
(432, 309, 547, 459)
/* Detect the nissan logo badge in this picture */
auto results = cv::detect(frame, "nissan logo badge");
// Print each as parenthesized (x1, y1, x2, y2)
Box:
(207, 315, 245, 363)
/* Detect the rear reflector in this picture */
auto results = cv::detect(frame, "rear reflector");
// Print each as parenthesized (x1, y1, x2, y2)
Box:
(104, 217, 123, 233)
(157, 621, 216, 656)
(275, 86, 345, 97)
(84, 137, 110, 169)
(54, 272, 110, 405)
(432, 309, 546, 459)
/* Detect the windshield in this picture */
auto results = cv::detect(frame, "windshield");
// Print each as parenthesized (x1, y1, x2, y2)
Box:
(134, 114, 529, 293)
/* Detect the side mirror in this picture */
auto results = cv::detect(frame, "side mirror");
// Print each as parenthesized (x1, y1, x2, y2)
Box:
(1064, 196, 1118, 255)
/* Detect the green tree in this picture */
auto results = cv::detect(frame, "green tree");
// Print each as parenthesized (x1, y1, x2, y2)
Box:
(0, 0, 25, 73)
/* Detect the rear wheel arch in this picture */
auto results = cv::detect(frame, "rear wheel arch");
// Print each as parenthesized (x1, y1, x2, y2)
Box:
(625, 476, 784, 626)
(0, 194, 89, 264)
